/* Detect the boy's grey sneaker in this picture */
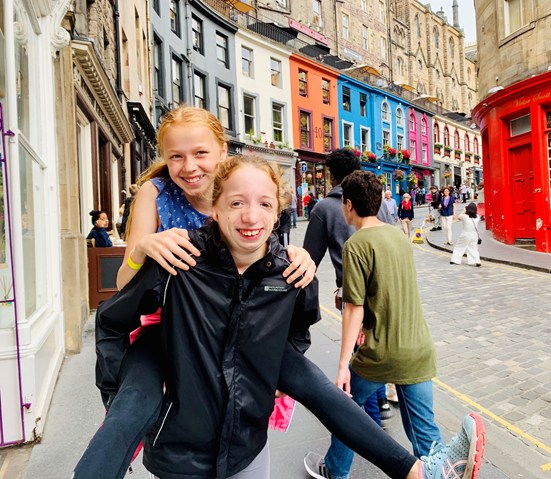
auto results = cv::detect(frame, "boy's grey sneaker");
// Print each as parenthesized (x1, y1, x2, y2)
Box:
(378, 398, 395, 420)
(304, 452, 333, 479)
(422, 413, 486, 479)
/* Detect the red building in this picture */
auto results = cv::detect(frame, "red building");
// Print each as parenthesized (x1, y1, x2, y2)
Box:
(472, 71, 551, 252)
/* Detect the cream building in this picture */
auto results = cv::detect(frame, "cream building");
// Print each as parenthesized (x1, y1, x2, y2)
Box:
(235, 29, 296, 187)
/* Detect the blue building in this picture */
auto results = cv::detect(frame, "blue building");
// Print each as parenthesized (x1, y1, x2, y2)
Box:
(337, 74, 412, 202)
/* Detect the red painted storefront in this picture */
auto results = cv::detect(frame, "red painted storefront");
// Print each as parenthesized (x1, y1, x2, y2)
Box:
(472, 71, 551, 252)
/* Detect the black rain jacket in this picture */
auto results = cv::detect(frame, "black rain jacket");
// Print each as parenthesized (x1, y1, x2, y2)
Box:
(95, 222, 320, 478)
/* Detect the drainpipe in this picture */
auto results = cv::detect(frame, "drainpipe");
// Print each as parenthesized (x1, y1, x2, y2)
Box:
(386, 0, 393, 83)
(113, 0, 123, 100)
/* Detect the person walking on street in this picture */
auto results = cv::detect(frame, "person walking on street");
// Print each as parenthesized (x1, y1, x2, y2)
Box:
(398, 193, 414, 237)
(440, 187, 456, 245)
(382, 190, 398, 224)
(450, 202, 481, 267)
(305, 171, 486, 479)
(291, 193, 297, 228)
(303, 191, 311, 220)
(429, 186, 442, 231)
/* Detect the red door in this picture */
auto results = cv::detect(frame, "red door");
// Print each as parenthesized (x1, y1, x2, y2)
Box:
(510, 143, 535, 238)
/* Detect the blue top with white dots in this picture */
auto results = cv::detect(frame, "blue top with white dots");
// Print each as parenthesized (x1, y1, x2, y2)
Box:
(150, 176, 209, 232)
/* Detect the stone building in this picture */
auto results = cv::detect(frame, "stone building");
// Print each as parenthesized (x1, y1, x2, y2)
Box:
(472, 0, 551, 252)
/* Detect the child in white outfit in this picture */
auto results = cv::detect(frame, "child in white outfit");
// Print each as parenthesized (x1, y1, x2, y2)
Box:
(450, 202, 481, 266)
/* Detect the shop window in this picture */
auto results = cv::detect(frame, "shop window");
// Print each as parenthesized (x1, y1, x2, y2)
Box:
(510, 114, 531, 136)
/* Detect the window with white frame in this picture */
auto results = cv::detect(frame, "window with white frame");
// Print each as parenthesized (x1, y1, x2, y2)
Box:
(271, 58, 282, 87)
(383, 130, 390, 145)
(243, 94, 256, 136)
(397, 134, 404, 151)
(410, 140, 417, 161)
(300, 111, 312, 148)
(505, 0, 523, 36)
(381, 101, 390, 122)
(434, 123, 440, 143)
(362, 25, 369, 50)
(474, 137, 479, 154)
(396, 107, 404, 127)
(396, 57, 404, 77)
(272, 103, 284, 142)
(361, 0, 367, 12)
(342, 13, 349, 40)
(170, 0, 180, 36)
(444, 126, 450, 145)
(192, 15, 203, 53)
(171, 56, 183, 104)
(217, 84, 231, 130)
(360, 127, 370, 152)
(422, 143, 428, 163)
(216, 33, 229, 68)
(342, 122, 353, 146)
(153, 36, 163, 97)
(241, 46, 254, 77)
(464, 134, 471, 152)
(193, 71, 206, 108)
(421, 118, 427, 135)
(313, 0, 323, 27)
(454, 130, 460, 148)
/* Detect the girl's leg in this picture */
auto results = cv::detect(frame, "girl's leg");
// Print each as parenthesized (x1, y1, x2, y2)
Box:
(278, 344, 416, 479)
(74, 326, 164, 479)
(227, 442, 270, 479)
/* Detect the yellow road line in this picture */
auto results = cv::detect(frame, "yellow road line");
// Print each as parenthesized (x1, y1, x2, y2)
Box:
(433, 377, 551, 469)
(320, 304, 341, 322)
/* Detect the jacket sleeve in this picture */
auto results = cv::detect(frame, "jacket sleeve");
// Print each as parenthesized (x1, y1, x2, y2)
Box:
(287, 277, 321, 354)
(303, 211, 328, 267)
(95, 260, 169, 397)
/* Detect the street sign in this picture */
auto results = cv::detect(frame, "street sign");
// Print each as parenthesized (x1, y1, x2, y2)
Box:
(301, 162, 307, 173)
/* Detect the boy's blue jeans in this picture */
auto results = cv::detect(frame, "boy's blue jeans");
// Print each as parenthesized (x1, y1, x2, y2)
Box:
(324, 369, 441, 479)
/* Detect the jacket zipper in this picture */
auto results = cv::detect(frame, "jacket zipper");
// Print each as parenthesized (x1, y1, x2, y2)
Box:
(152, 401, 173, 447)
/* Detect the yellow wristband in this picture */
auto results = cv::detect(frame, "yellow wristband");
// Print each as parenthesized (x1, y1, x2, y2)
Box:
(127, 255, 143, 271)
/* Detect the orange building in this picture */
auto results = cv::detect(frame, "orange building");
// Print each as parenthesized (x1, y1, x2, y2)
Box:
(290, 54, 340, 209)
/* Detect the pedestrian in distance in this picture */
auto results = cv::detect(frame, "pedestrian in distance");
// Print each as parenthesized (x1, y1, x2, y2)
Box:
(305, 170, 486, 479)
(86, 210, 113, 247)
(440, 186, 456, 245)
(75, 106, 316, 479)
(450, 202, 481, 267)
(307, 193, 317, 220)
(398, 192, 414, 237)
(303, 191, 311, 220)
(276, 191, 293, 247)
(429, 186, 442, 231)
(291, 193, 297, 228)
(382, 190, 399, 224)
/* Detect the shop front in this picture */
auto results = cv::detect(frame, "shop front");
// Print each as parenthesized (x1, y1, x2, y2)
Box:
(472, 71, 551, 252)
(294, 150, 330, 216)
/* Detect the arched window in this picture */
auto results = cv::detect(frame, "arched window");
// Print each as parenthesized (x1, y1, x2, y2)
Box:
(396, 57, 404, 77)
(381, 101, 390, 122)
(464, 134, 471, 152)
(421, 118, 428, 135)
(435, 69, 440, 78)
(474, 137, 479, 154)
(433, 27, 439, 49)
(444, 126, 450, 146)
(417, 59, 423, 70)
(394, 27, 402, 46)
(396, 107, 404, 127)
(433, 122, 440, 143)
(448, 37, 455, 58)
(467, 67, 471, 80)
(454, 130, 460, 149)
(415, 15, 421, 38)
(409, 112, 417, 131)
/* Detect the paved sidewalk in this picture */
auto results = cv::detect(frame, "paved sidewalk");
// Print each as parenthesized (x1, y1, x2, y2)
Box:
(420, 206, 551, 273)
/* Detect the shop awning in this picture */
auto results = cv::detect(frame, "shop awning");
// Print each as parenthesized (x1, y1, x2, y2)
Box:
(359, 65, 382, 76)
(413, 94, 441, 103)
(396, 82, 416, 92)
(223, 0, 255, 13)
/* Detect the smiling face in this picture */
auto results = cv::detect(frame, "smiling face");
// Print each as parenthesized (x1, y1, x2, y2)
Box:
(212, 165, 279, 271)
(162, 124, 228, 204)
